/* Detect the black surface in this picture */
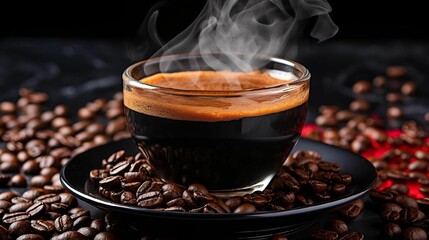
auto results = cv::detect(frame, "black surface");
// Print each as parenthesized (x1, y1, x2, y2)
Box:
(61, 137, 377, 239)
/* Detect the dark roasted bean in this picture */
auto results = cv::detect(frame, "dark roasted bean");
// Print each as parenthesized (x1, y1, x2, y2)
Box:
(16, 234, 45, 240)
(55, 214, 73, 233)
(94, 231, 119, 240)
(383, 223, 402, 239)
(78, 226, 99, 238)
(31, 219, 55, 236)
(2, 211, 30, 224)
(402, 227, 427, 240)
(8, 220, 33, 238)
(310, 229, 338, 240)
(54, 231, 86, 240)
(234, 203, 256, 213)
(325, 219, 348, 236)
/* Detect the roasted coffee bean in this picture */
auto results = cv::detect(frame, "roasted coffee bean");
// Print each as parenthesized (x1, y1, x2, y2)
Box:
(109, 161, 130, 176)
(31, 219, 55, 235)
(338, 231, 364, 240)
(99, 176, 122, 191)
(51, 203, 70, 214)
(0, 160, 20, 173)
(9, 174, 27, 187)
(325, 219, 348, 236)
(402, 227, 427, 240)
(8, 220, 33, 238)
(34, 193, 60, 204)
(21, 159, 41, 175)
(94, 231, 119, 240)
(106, 150, 126, 165)
(11, 196, 32, 204)
(121, 181, 141, 192)
(337, 198, 364, 219)
(383, 223, 402, 239)
(399, 207, 423, 224)
(90, 218, 106, 232)
(90, 169, 110, 183)
(109, 190, 124, 203)
(370, 189, 397, 203)
(389, 183, 409, 195)
(30, 175, 51, 187)
(123, 171, 146, 182)
(0, 200, 13, 209)
(53, 231, 86, 240)
(225, 196, 242, 211)
(73, 215, 92, 229)
(203, 202, 227, 213)
(395, 194, 418, 209)
(9, 202, 33, 213)
(0, 191, 18, 201)
(401, 81, 416, 96)
(310, 229, 338, 240)
(234, 203, 256, 213)
(78, 226, 99, 238)
(55, 214, 73, 232)
(136, 181, 163, 195)
(137, 191, 164, 208)
(120, 191, 137, 205)
(2, 211, 30, 224)
(16, 234, 45, 240)
(68, 207, 90, 220)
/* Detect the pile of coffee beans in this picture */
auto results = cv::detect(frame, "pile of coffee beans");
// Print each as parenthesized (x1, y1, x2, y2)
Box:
(304, 65, 429, 239)
(0, 88, 129, 239)
(90, 149, 353, 213)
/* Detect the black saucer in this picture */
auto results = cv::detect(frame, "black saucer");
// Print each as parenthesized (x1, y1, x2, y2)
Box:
(61, 138, 377, 239)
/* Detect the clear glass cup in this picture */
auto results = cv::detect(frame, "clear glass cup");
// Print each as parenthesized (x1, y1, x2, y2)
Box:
(122, 53, 310, 198)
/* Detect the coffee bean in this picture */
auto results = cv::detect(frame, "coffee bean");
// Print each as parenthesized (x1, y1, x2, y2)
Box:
(401, 81, 416, 96)
(54, 231, 86, 240)
(2, 211, 30, 224)
(99, 176, 122, 191)
(31, 219, 55, 236)
(120, 191, 137, 205)
(78, 226, 99, 238)
(109, 161, 130, 176)
(0, 101, 17, 113)
(8, 220, 33, 238)
(68, 207, 90, 220)
(383, 222, 402, 239)
(402, 227, 427, 240)
(225, 196, 242, 211)
(21, 159, 41, 175)
(16, 234, 45, 240)
(9, 202, 33, 213)
(0, 191, 18, 201)
(30, 175, 51, 187)
(137, 191, 164, 208)
(94, 231, 119, 240)
(73, 215, 92, 230)
(90, 218, 106, 232)
(0, 160, 20, 173)
(0, 200, 12, 209)
(395, 194, 418, 209)
(337, 198, 364, 219)
(338, 231, 364, 240)
(325, 219, 348, 236)
(55, 214, 73, 232)
(349, 99, 370, 112)
(234, 203, 256, 213)
(310, 229, 338, 240)
(59, 193, 77, 207)
(387, 106, 403, 119)
(34, 193, 61, 204)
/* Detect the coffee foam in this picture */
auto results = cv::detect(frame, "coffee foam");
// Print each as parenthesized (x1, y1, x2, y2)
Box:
(124, 71, 309, 121)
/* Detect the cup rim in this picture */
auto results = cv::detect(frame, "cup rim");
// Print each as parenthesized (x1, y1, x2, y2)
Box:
(123, 53, 310, 96)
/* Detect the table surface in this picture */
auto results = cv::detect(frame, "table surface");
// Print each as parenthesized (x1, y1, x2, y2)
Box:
(1, 38, 429, 239)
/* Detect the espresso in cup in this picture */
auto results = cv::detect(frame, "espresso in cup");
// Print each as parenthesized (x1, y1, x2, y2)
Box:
(123, 54, 309, 196)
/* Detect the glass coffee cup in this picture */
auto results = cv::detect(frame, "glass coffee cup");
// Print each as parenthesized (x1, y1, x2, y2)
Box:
(122, 53, 310, 197)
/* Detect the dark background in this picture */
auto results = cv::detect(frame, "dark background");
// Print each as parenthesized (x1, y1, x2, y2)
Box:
(0, 0, 427, 41)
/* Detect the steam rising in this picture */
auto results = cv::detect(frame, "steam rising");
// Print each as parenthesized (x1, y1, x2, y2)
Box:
(142, 0, 338, 73)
